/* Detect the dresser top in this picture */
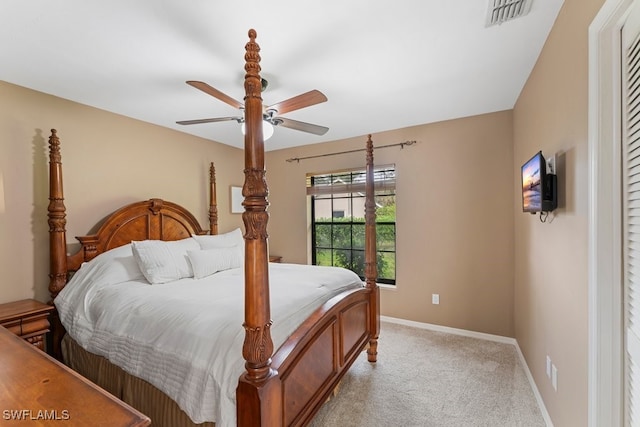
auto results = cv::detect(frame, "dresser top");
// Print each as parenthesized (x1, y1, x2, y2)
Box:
(0, 327, 150, 426)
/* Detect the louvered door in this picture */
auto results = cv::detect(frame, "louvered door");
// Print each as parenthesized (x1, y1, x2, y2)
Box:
(622, 3, 640, 425)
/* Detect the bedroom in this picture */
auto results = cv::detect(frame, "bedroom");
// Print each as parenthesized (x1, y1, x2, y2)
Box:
(0, 0, 624, 426)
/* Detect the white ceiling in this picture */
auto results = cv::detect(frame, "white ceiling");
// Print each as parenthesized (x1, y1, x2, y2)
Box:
(0, 0, 564, 151)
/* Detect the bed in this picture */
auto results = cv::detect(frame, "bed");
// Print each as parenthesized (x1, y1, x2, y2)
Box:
(47, 29, 380, 427)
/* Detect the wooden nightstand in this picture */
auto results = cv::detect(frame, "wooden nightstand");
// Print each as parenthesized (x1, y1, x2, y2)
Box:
(0, 299, 54, 351)
(269, 255, 282, 263)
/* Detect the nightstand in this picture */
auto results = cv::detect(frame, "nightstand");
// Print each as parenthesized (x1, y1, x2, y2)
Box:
(269, 255, 282, 263)
(0, 299, 54, 351)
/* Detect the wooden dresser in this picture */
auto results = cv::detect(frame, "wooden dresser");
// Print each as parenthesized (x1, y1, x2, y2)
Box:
(0, 299, 54, 351)
(0, 326, 150, 426)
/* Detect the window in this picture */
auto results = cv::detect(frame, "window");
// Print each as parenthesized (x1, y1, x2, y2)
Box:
(307, 166, 396, 285)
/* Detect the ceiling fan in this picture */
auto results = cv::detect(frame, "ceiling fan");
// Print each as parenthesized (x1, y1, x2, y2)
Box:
(176, 80, 329, 138)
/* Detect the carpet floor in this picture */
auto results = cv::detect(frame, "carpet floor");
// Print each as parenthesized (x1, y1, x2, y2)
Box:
(309, 321, 546, 427)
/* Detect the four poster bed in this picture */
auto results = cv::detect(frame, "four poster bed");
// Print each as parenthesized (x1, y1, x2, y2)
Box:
(47, 30, 380, 427)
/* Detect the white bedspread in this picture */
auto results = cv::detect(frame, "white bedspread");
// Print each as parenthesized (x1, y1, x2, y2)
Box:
(54, 244, 363, 426)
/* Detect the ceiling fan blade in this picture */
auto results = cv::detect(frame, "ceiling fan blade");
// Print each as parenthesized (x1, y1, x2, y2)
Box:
(274, 117, 329, 136)
(186, 81, 244, 110)
(176, 116, 241, 125)
(266, 90, 327, 115)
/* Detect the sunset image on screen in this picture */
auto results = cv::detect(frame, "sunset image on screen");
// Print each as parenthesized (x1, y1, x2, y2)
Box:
(522, 158, 541, 212)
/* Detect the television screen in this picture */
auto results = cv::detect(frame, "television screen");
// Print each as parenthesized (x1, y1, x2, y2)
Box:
(522, 151, 545, 213)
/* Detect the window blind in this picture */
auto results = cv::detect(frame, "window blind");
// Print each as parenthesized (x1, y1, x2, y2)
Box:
(306, 165, 396, 196)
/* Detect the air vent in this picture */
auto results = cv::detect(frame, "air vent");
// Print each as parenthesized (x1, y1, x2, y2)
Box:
(486, 0, 532, 27)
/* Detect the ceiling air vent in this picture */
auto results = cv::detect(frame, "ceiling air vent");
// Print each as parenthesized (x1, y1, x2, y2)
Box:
(486, 0, 532, 27)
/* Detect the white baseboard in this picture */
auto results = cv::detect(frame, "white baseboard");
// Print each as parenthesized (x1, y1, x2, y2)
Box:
(380, 315, 554, 427)
(381, 315, 516, 344)
(513, 339, 554, 427)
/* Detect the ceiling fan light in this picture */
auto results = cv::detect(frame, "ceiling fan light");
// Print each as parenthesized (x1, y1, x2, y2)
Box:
(240, 120, 274, 141)
(263, 121, 274, 140)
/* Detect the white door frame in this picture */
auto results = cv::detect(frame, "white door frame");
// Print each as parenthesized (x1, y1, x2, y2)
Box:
(589, 1, 633, 425)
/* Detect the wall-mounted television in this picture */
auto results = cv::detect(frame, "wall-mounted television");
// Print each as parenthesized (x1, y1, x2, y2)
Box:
(521, 151, 557, 214)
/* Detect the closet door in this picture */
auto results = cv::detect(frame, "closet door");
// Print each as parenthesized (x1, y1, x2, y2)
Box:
(622, 3, 640, 425)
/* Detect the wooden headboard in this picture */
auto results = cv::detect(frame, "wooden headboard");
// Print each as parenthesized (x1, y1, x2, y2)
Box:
(66, 198, 210, 271)
(46, 129, 218, 299)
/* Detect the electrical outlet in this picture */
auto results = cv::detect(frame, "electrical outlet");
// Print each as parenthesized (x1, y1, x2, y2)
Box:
(432, 294, 439, 305)
(551, 364, 558, 391)
(546, 356, 551, 378)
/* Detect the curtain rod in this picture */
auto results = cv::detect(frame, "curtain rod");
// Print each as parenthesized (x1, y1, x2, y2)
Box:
(285, 140, 417, 163)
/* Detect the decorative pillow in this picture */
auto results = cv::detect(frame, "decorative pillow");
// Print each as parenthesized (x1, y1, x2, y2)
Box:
(187, 247, 243, 279)
(131, 237, 200, 284)
(192, 228, 244, 266)
(192, 228, 244, 250)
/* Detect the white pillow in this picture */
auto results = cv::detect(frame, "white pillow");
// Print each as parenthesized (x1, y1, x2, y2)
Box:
(57, 243, 145, 307)
(131, 237, 200, 284)
(187, 247, 243, 279)
(193, 228, 245, 267)
(88, 244, 146, 284)
(193, 228, 244, 249)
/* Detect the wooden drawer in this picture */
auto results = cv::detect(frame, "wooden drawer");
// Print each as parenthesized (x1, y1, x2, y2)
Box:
(2, 318, 22, 335)
(21, 314, 51, 335)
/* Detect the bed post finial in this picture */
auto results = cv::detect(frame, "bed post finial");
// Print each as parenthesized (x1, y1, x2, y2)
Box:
(209, 162, 218, 235)
(48, 129, 68, 300)
(365, 134, 380, 363)
(237, 29, 282, 427)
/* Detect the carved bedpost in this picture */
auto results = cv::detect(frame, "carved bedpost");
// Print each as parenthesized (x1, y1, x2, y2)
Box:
(365, 135, 380, 363)
(48, 129, 68, 300)
(48, 129, 69, 361)
(209, 162, 218, 235)
(236, 29, 282, 427)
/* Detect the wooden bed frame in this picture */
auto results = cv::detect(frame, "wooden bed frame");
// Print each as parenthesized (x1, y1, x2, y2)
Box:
(47, 29, 380, 427)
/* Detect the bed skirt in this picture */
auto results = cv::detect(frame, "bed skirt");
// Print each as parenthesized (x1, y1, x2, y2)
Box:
(61, 335, 216, 427)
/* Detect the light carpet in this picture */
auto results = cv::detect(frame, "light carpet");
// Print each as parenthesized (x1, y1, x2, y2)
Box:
(309, 321, 546, 427)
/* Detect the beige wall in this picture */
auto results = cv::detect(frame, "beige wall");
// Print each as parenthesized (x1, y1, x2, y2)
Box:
(512, 0, 604, 425)
(266, 110, 515, 337)
(0, 81, 243, 305)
